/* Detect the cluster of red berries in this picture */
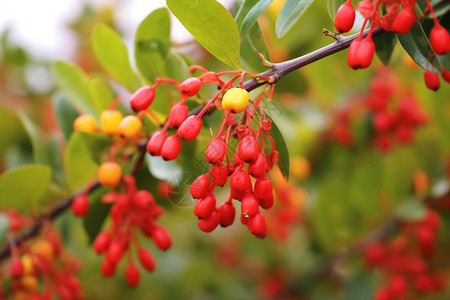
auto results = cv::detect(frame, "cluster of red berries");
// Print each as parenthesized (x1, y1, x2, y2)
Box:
(90, 175, 171, 287)
(332, 67, 427, 152)
(335, 0, 450, 86)
(1, 224, 82, 300)
(365, 210, 444, 300)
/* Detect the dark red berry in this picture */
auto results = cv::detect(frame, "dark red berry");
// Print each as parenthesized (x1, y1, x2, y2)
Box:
(442, 69, 450, 83)
(130, 86, 155, 112)
(146, 131, 167, 156)
(205, 137, 226, 164)
(194, 194, 216, 219)
(392, 6, 416, 35)
(152, 226, 172, 251)
(190, 174, 211, 199)
(10, 258, 24, 277)
(71, 195, 89, 217)
(210, 163, 228, 186)
(424, 70, 440, 91)
(93, 232, 112, 254)
(133, 190, 155, 210)
(197, 209, 220, 232)
(161, 135, 182, 161)
(168, 102, 189, 128)
(179, 77, 202, 97)
(430, 24, 450, 55)
(254, 177, 274, 209)
(230, 169, 252, 193)
(218, 202, 235, 227)
(248, 154, 267, 179)
(241, 193, 259, 217)
(248, 211, 267, 238)
(125, 263, 140, 288)
(138, 248, 156, 271)
(334, 1, 355, 33)
(237, 136, 259, 163)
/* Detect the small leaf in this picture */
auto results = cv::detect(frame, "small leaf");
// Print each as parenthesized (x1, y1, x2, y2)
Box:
(0, 164, 52, 212)
(52, 61, 96, 116)
(52, 93, 78, 141)
(134, 8, 171, 83)
(89, 78, 114, 114)
(92, 24, 140, 91)
(397, 21, 443, 73)
(374, 31, 397, 66)
(239, 0, 273, 39)
(395, 199, 426, 221)
(167, 0, 241, 69)
(64, 132, 99, 191)
(327, 0, 346, 21)
(82, 187, 111, 243)
(0, 213, 10, 245)
(276, 0, 315, 38)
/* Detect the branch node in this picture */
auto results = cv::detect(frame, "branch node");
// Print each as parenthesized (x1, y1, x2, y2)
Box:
(255, 75, 276, 84)
(257, 52, 274, 68)
(322, 28, 339, 40)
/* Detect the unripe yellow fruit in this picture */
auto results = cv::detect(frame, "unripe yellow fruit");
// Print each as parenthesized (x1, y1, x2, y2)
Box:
(73, 114, 98, 133)
(100, 110, 123, 135)
(31, 240, 54, 262)
(221, 88, 250, 113)
(98, 161, 122, 187)
(21, 254, 34, 276)
(118, 115, 142, 139)
(21, 275, 39, 293)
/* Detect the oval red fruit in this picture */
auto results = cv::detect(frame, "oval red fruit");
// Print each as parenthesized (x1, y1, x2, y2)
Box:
(161, 135, 182, 161)
(177, 115, 203, 141)
(152, 226, 172, 251)
(180, 77, 202, 97)
(334, 1, 355, 33)
(146, 131, 167, 156)
(197, 209, 220, 233)
(168, 102, 189, 128)
(190, 174, 211, 199)
(130, 86, 155, 112)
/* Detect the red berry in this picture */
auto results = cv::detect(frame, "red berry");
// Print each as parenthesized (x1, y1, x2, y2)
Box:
(161, 135, 182, 161)
(415, 275, 433, 293)
(205, 137, 226, 164)
(179, 77, 202, 97)
(218, 202, 235, 227)
(392, 6, 416, 35)
(130, 86, 155, 112)
(71, 195, 89, 217)
(364, 243, 386, 266)
(168, 102, 189, 128)
(254, 177, 274, 209)
(248, 154, 267, 179)
(424, 70, 440, 91)
(421, 210, 441, 230)
(138, 248, 156, 271)
(248, 211, 267, 238)
(241, 193, 259, 217)
(100, 258, 116, 277)
(106, 241, 124, 264)
(10, 258, 24, 277)
(373, 112, 391, 132)
(334, 1, 355, 33)
(430, 24, 450, 55)
(146, 131, 167, 156)
(197, 209, 220, 233)
(125, 263, 140, 288)
(210, 163, 228, 187)
(442, 69, 450, 83)
(152, 226, 172, 251)
(374, 288, 391, 300)
(133, 190, 155, 210)
(396, 125, 413, 143)
(177, 115, 202, 141)
(194, 194, 216, 219)
(230, 169, 252, 194)
(389, 275, 407, 297)
(237, 136, 259, 163)
(93, 232, 112, 254)
(347, 37, 375, 69)
(190, 174, 211, 199)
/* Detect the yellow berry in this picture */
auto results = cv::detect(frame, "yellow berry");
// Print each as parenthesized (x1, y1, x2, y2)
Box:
(21, 275, 39, 293)
(21, 254, 34, 276)
(221, 88, 249, 113)
(98, 161, 122, 187)
(31, 240, 54, 262)
(118, 115, 142, 139)
(100, 110, 123, 135)
(73, 114, 98, 133)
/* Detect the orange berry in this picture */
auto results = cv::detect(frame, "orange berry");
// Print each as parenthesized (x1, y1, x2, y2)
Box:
(290, 156, 311, 180)
(73, 114, 98, 133)
(21, 254, 34, 276)
(100, 110, 123, 135)
(98, 161, 122, 187)
(118, 115, 142, 139)
(21, 275, 39, 293)
(31, 240, 54, 262)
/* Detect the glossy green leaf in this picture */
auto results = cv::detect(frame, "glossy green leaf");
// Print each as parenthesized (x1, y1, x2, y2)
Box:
(92, 24, 140, 91)
(89, 78, 113, 114)
(397, 21, 443, 73)
(276, 0, 315, 38)
(241, 23, 271, 72)
(0, 213, 10, 245)
(374, 31, 397, 66)
(52, 61, 96, 116)
(167, 0, 241, 69)
(239, 0, 272, 39)
(83, 187, 111, 243)
(135, 8, 171, 83)
(395, 199, 427, 221)
(327, 0, 346, 21)
(52, 93, 79, 141)
(0, 164, 52, 212)
(65, 132, 99, 191)
(147, 154, 183, 182)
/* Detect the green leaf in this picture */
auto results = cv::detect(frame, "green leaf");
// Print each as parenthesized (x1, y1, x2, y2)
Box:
(0, 164, 52, 212)
(0, 213, 10, 245)
(92, 24, 140, 91)
(395, 199, 427, 221)
(134, 8, 171, 83)
(241, 23, 271, 72)
(267, 113, 290, 180)
(167, 0, 241, 70)
(52, 61, 96, 116)
(374, 32, 397, 66)
(276, 0, 315, 38)
(52, 93, 79, 141)
(89, 78, 114, 114)
(64, 132, 99, 191)
(147, 154, 182, 182)
(239, 0, 272, 40)
(83, 187, 111, 243)
(327, 0, 346, 21)
(397, 21, 443, 73)
(19, 113, 48, 164)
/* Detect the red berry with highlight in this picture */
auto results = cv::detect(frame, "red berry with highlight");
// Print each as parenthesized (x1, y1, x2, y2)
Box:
(152, 226, 172, 251)
(133, 190, 155, 210)
(180, 77, 202, 97)
(161, 135, 182, 161)
(241, 193, 259, 217)
(71, 195, 89, 217)
(130, 86, 155, 112)
(168, 102, 189, 128)
(424, 70, 440, 91)
(334, 1, 355, 33)
(190, 174, 210, 199)
(393, 6, 416, 35)
(218, 202, 235, 227)
(194, 194, 216, 219)
(177, 115, 203, 141)
(147, 131, 167, 156)
(430, 24, 450, 55)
